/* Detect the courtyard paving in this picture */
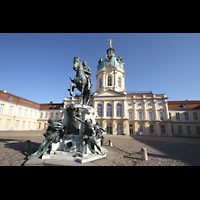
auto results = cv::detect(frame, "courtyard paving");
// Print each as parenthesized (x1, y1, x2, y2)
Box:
(0, 131, 200, 166)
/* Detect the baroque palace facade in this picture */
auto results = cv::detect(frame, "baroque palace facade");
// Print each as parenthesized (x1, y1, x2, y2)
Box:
(1, 42, 200, 137)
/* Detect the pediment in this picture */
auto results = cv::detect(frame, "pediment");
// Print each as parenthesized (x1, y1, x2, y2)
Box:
(94, 89, 126, 98)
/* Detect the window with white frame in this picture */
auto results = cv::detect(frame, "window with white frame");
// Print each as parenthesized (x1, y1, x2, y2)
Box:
(129, 110, 133, 120)
(97, 103, 103, 117)
(184, 112, 189, 120)
(55, 112, 59, 119)
(138, 111, 143, 120)
(30, 110, 33, 118)
(45, 112, 48, 118)
(50, 112, 54, 119)
(8, 106, 14, 114)
(18, 108, 22, 116)
(159, 111, 164, 120)
(35, 111, 38, 119)
(116, 103, 122, 117)
(24, 109, 28, 117)
(106, 103, 112, 117)
(15, 120, 19, 129)
(193, 112, 198, 120)
(40, 112, 43, 118)
(148, 111, 153, 120)
(99, 78, 102, 88)
(0, 103, 5, 112)
(176, 113, 180, 120)
(118, 77, 121, 87)
(108, 76, 112, 86)
(150, 125, 154, 133)
(161, 125, 165, 133)
(147, 102, 152, 106)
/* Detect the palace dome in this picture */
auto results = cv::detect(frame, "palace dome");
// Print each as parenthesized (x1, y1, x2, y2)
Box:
(97, 46, 125, 71)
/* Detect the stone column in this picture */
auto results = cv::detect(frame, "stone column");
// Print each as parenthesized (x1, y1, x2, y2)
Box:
(102, 71, 105, 91)
(153, 100, 158, 120)
(103, 100, 106, 118)
(123, 99, 127, 119)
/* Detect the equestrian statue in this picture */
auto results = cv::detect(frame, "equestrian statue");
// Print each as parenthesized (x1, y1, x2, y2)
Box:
(68, 57, 92, 106)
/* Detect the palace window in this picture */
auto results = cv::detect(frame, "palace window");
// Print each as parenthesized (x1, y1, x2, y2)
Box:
(8, 106, 14, 114)
(138, 111, 143, 120)
(99, 78, 102, 88)
(187, 126, 191, 134)
(178, 126, 182, 134)
(97, 103, 103, 117)
(184, 112, 189, 120)
(116, 103, 122, 117)
(161, 125, 166, 133)
(159, 111, 164, 120)
(150, 125, 154, 133)
(40, 112, 43, 118)
(0, 103, 5, 113)
(139, 124, 143, 133)
(176, 113, 180, 120)
(196, 126, 200, 134)
(106, 103, 112, 117)
(118, 77, 121, 87)
(129, 110, 133, 120)
(108, 76, 112, 86)
(193, 112, 198, 120)
(148, 111, 153, 120)
(50, 112, 54, 119)
(18, 108, 22, 116)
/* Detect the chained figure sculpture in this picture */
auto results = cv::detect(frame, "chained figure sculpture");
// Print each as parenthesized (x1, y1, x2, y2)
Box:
(74, 116, 105, 155)
(31, 119, 65, 157)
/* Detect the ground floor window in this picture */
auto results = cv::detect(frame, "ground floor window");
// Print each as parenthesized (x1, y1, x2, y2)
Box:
(107, 123, 112, 134)
(139, 124, 143, 133)
(161, 125, 165, 133)
(196, 126, 200, 135)
(150, 125, 154, 133)
(178, 126, 182, 134)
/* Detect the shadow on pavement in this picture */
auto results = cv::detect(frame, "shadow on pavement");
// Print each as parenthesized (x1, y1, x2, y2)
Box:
(0, 138, 41, 166)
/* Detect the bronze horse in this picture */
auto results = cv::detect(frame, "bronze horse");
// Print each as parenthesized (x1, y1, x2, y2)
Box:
(68, 57, 92, 105)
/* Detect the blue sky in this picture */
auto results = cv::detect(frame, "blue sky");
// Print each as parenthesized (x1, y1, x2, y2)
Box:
(1, 33, 200, 103)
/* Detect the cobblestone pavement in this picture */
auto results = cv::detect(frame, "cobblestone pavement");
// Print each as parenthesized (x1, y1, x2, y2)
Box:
(1, 131, 200, 166)
(103, 135, 200, 166)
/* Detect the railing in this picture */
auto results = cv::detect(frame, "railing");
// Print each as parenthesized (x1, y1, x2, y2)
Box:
(127, 91, 152, 94)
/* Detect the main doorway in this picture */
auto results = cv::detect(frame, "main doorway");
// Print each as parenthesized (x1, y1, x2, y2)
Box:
(117, 123, 123, 134)
(107, 123, 112, 134)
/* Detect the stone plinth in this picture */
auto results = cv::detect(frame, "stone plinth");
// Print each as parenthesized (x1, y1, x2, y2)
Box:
(42, 104, 106, 163)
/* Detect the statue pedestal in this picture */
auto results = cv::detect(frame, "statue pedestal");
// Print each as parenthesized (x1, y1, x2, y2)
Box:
(42, 104, 107, 163)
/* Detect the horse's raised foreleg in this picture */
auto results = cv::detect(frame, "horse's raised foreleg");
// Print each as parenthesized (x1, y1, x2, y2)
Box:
(69, 83, 76, 96)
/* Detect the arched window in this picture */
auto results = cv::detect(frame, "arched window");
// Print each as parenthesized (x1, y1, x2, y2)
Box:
(117, 123, 123, 134)
(106, 103, 112, 117)
(97, 103, 103, 117)
(116, 103, 122, 117)
(108, 76, 112, 86)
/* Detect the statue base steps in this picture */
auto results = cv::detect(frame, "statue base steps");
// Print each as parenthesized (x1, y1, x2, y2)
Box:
(42, 147, 107, 163)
